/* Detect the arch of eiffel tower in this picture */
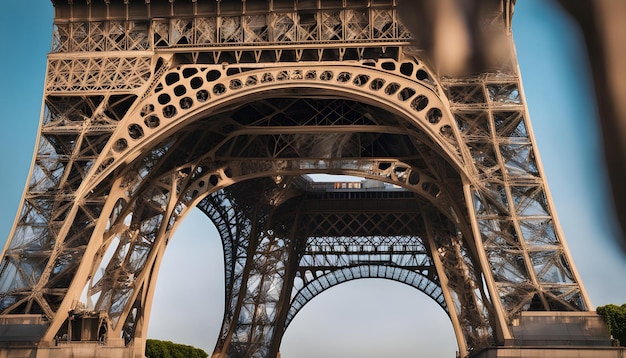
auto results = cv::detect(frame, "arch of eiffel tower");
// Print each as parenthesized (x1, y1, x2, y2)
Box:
(0, 1, 623, 357)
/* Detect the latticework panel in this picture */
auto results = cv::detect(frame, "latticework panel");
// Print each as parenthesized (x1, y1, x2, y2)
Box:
(0, 92, 137, 318)
(53, 7, 409, 52)
(46, 57, 152, 93)
(193, 180, 493, 356)
(52, 21, 150, 53)
(444, 77, 587, 320)
(198, 181, 299, 358)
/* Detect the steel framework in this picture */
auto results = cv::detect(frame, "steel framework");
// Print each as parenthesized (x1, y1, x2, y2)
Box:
(0, 1, 619, 357)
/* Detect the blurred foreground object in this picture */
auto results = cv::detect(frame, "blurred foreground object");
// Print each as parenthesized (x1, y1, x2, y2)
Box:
(557, 0, 626, 253)
(397, 0, 514, 76)
(397, 0, 626, 252)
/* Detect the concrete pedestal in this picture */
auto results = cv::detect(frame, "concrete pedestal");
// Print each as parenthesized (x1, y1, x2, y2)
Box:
(471, 312, 625, 358)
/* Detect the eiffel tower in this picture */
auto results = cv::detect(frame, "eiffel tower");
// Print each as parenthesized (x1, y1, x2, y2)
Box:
(0, 1, 623, 357)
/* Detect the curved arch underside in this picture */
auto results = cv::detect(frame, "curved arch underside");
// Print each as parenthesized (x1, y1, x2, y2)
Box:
(83, 93, 494, 356)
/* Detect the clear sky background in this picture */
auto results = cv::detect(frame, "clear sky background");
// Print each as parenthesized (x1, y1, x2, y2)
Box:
(0, 1, 625, 357)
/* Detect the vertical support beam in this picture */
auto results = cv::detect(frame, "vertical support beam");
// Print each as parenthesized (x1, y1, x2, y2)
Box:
(515, 63, 593, 310)
(41, 176, 125, 343)
(422, 209, 468, 357)
(267, 205, 304, 357)
(462, 183, 512, 343)
(212, 184, 301, 358)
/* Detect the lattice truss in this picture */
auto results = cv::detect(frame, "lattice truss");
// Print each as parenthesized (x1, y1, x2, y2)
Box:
(47, 6, 410, 94)
(0, 1, 588, 357)
(444, 80, 586, 313)
(194, 180, 495, 357)
(52, 8, 408, 52)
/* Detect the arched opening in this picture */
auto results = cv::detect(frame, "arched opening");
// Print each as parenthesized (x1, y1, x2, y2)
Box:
(147, 208, 224, 353)
(147, 207, 459, 357)
(148, 175, 458, 357)
(82, 79, 490, 356)
(147, 175, 461, 356)
(280, 279, 457, 357)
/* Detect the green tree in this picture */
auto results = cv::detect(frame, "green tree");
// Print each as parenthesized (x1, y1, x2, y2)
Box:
(145, 339, 208, 358)
(597, 303, 626, 347)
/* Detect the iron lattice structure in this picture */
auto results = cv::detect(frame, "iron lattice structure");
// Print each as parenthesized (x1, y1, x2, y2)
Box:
(0, 1, 594, 357)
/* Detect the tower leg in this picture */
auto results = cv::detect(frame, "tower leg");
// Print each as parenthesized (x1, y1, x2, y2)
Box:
(210, 184, 302, 358)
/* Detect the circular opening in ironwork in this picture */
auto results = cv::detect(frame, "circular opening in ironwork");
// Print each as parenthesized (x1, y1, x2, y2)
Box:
(190, 77, 204, 89)
(113, 138, 128, 152)
(411, 95, 429, 112)
(337, 72, 351, 83)
(213, 84, 226, 95)
(416, 69, 429, 81)
(427, 108, 442, 124)
(140, 104, 154, 116)
(144, 115, 160, 128)
(385, 83, 400, 95)
(246, 76, 258, 86)
(320, 71, 333, 81)
(381, 62, 395, 71)
(174, 85, 187, 97)
(207, 70, 222, 82)
(230, 79, 243, 90)
(197, 90, 209, 102)
(440, 125, 454, 140)
(180, 97, 193, 110)
(370, 78, 385, 91)
(165, 73, 180, 85)
(398, 87, 416, 101)
(128, 123, 144, 140)
(353, 74, 370, 87)
(400, 62, 414, 76)
(183, 68, 198, 78)
(277, 71, 289, 81)
(262, 73, 274, 83)
(158, 94, 171, 105)
(163, 105, 177, 118)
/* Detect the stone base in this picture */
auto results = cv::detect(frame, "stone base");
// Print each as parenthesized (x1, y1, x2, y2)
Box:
(0, 342, 144, 358)
(471, 312, 626, 358)
(0, 314, 145, 358)
(471, 346, 625, 358)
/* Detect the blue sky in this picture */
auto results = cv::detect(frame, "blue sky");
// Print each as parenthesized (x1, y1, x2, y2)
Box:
(0, 1, 624, 357)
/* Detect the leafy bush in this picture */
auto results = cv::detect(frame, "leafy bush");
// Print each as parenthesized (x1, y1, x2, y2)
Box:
(597, 303, 626, 347)
(145, 338, 209, 358)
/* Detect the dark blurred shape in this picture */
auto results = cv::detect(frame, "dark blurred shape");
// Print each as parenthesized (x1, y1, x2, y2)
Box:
(396, 0, 515, 76)
(556, 0, 626, 253)
(396, 0, 626, 253)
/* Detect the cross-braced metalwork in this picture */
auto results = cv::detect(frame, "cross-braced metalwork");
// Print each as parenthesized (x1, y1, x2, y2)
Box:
(0, 1, 610, 357)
